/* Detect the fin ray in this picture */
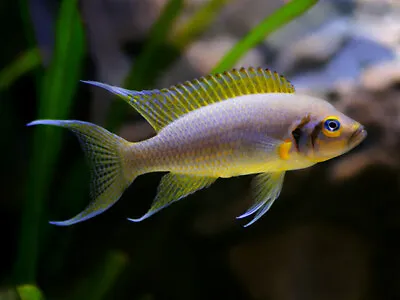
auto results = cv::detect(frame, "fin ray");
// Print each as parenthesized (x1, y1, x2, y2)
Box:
(237, 171, 285, 227)
(27, 120, 136, 226)
(128, 173, 217, 222)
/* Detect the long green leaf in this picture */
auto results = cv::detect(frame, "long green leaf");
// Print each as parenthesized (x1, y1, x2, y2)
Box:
(171, 0, 232, 50)
(212, 0, 319, 73)
(0, 285, 45, 300)
(17, 285, 45, 300)
(68, 251, 128, 300)
(0, 48, 41, 91)
(13, 0, 85, 283)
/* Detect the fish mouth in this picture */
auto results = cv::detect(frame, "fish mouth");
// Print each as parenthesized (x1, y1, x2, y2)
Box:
(348, 125, 367, 148)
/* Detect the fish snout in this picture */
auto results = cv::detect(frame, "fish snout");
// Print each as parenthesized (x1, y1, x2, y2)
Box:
(348, 124, 367, 148)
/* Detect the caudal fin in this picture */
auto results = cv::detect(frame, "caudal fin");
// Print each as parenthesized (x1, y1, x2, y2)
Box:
(27, 119, 136, 226)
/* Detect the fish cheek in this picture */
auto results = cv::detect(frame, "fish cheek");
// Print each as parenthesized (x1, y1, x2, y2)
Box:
(314, 134, 346, 157)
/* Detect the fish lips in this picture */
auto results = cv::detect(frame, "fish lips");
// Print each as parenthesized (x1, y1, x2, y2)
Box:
(348, 125, 367, 149)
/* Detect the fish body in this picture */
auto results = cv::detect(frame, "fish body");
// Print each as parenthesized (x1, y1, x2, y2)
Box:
(131, 94, 333, 177)
(28, 67, 367, 227)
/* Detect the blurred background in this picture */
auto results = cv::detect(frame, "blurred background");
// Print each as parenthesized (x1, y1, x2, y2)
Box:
(1, 0, 400, 299)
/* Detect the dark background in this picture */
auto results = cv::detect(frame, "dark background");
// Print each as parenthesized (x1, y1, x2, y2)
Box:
(1, 0, 399, 299)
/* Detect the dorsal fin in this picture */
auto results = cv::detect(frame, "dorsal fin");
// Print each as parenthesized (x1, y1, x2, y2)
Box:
(82, 67, 295, 132)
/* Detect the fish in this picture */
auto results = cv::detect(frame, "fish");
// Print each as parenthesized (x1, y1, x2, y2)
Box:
(27, 67, 367, 227)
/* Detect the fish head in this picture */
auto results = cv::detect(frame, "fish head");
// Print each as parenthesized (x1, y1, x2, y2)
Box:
(291, 111, 367, 163)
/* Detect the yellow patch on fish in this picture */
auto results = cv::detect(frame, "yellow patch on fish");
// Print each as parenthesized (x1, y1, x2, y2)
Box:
(278, 139, 292, 160)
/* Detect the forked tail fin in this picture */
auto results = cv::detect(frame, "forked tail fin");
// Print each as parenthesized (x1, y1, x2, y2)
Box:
(27, 120, 137, 226)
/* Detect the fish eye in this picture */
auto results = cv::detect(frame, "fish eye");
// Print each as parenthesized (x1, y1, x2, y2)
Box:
(322, 116, 341, 137)
(324, 119, 340, 132)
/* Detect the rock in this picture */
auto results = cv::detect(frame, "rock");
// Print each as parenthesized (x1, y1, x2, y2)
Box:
(267, 0, 345, 52)
(215, 0, 283, 37)
(360, 61, 400, 91)
(328, 87, 400, 181)
(289, 37, 395, 92)
(157, 35, 264, 87)
(185, 36, 264, 73)
(352, 14, 400, 50)
(274, 18, 350, 72)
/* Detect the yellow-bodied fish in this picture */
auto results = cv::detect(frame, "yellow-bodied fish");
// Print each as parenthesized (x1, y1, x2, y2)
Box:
(28, 67, 367, 227)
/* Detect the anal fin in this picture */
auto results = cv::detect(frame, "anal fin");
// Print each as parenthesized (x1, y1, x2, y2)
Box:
(237, 171, 286, 227)
(128, 173, 217, 222)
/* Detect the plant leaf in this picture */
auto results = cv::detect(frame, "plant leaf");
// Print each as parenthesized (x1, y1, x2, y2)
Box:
(14, 0, 85, 283)
(0, 48, 41, 91)
(212, 0, 319, 73)
(17, 285, 45, 300)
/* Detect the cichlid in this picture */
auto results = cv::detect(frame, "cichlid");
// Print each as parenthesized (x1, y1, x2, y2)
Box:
(28, 67, 367, 227)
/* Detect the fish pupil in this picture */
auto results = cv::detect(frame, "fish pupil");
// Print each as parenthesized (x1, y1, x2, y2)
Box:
(325, 119, 340, 131)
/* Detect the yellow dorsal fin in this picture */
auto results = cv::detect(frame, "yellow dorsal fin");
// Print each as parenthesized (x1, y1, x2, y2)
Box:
(82, 67, 295, 132)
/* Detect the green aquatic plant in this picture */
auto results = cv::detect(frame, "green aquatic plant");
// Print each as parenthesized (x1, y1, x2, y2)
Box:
(0, 48, 41, 91)
(68, 251, 129, 300)
(17, 285, 45, 300)
(13, 0, 85, 284)
(171, 0, 232, 50)
(212, 0, 319, 73)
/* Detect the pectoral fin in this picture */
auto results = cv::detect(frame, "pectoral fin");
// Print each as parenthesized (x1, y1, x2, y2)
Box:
(128, 173, 217, 222)
(237, 171, 285, 227)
